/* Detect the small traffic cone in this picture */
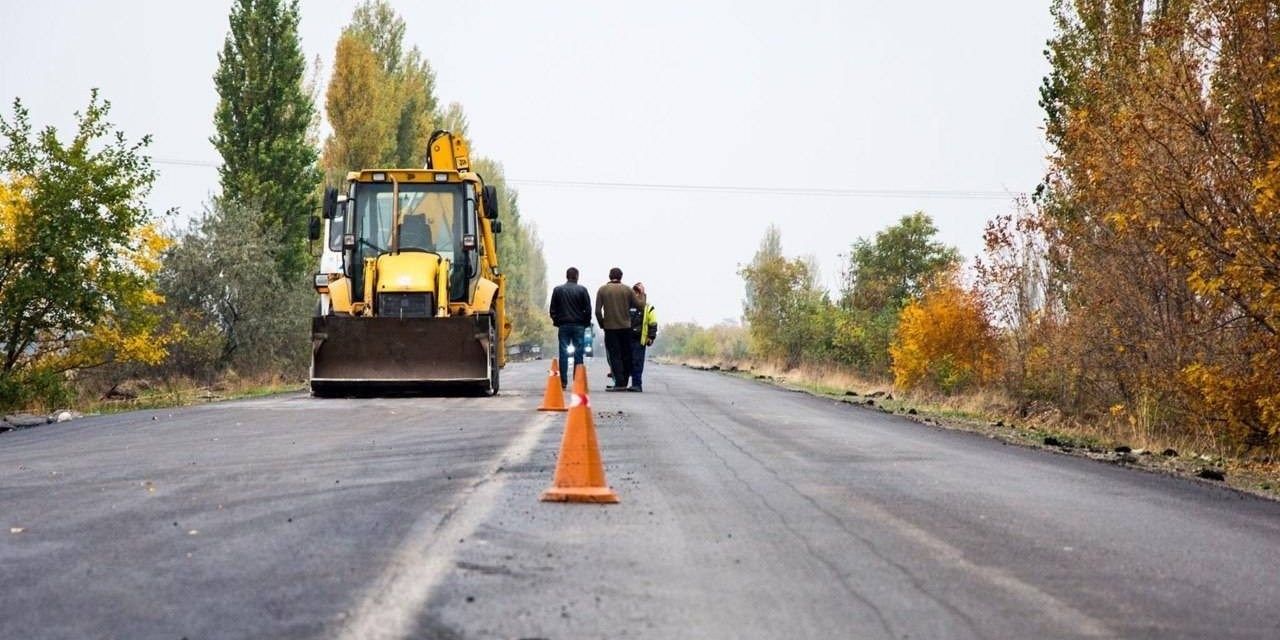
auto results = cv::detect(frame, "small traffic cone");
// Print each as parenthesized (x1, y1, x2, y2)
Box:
(541, 362, 619, 504)
(537, 358, 567, 412)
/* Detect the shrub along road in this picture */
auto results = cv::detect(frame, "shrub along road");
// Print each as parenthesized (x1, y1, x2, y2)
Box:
(2, 362, 1279, 639)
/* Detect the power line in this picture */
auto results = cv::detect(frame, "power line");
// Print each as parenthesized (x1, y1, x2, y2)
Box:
(506, 178, 1022, 200)
(153, 157, 218, 168)
(150, 158, 1024, 201)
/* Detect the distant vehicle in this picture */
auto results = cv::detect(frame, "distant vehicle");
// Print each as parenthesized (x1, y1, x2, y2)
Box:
(565, 325, 594, 359)
(506, 342, 543, 362)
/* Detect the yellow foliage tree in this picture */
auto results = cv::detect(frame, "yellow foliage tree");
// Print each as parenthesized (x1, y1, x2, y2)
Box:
(322, 1, 440, 181)
(0, 93, 169, 408)
(323, 32, 395, 183)
(46, 223, 172, 373)
(1038, 0, 1280, 448)
(0, 174, 34, 252)
(891, 273, 997, 394)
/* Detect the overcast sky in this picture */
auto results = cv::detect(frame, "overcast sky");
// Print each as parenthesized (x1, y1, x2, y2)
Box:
(1, 1, 1053, 325)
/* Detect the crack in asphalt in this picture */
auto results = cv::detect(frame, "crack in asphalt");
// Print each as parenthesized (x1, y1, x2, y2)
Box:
(691, 392, 987, 638)
(690, 375, 1113, 638)
(669, 392, 900, 639)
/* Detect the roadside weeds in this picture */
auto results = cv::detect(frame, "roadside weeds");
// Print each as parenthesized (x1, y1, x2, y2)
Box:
(88, 377, 304, 414)
(1, 376, 304, 435)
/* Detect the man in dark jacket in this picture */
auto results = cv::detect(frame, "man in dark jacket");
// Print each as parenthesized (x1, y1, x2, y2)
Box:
(596, 267, 642, 391)
(549, 267, 592, 388)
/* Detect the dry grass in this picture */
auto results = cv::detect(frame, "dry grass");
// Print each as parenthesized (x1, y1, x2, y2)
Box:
(75, 373, 304, 415)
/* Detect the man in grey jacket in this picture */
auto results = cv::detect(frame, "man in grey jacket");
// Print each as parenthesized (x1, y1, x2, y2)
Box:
(595, 267, 642, 391)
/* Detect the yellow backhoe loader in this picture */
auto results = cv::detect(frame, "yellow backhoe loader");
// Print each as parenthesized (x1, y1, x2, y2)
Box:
(309, 131, 509, 395)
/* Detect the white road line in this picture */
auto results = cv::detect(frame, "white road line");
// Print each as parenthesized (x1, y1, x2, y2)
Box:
(336, 412, 556, 640)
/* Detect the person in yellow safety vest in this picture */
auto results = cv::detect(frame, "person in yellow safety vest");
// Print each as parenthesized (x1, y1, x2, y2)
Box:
(627, 282, 658, 392)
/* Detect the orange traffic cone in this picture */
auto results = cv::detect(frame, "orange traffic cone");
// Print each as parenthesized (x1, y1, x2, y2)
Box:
(537, 358, 567, 412)
(541, 362, 619, 503)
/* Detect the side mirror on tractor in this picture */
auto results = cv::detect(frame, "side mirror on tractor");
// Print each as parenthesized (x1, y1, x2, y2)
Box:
(308, 216, 322, 241)
(491, 220, 502, 234)
(482, 185, 499, 220)
(322, 186, 339, 219)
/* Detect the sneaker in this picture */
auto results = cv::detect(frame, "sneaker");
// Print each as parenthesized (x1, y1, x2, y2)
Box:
(605, 386, 625, 392)
(628, 386, 643, 393)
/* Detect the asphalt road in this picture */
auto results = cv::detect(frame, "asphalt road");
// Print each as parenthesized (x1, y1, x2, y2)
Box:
(3, 361, 1280, 639)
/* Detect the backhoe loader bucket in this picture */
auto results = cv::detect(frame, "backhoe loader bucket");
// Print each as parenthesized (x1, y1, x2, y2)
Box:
(310, 315, 496, 396)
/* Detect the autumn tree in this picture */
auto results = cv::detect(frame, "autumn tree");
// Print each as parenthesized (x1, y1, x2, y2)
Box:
(1034, 0, 1280, 448)
(740, 225, 788, 354)
(323, 0, 439, 178)
(348, 0, 438, 167)
(835, 212, 959, 375)
(891, 272, 997, 394)
(976, 202, 1067, 404)
(212, 0, 319, 279)
(439, 102, 470, 139)
(323, 32, 395, 181)
(0, 93, 168, 408)
(740, 226, 832, 366)
(348, 0, 405, 74)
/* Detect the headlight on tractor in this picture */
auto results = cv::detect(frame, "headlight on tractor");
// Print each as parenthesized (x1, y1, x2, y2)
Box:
(314, 273, 331, 293)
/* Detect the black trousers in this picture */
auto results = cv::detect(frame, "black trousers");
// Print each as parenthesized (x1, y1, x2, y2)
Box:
(604, 329, 634, 388)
